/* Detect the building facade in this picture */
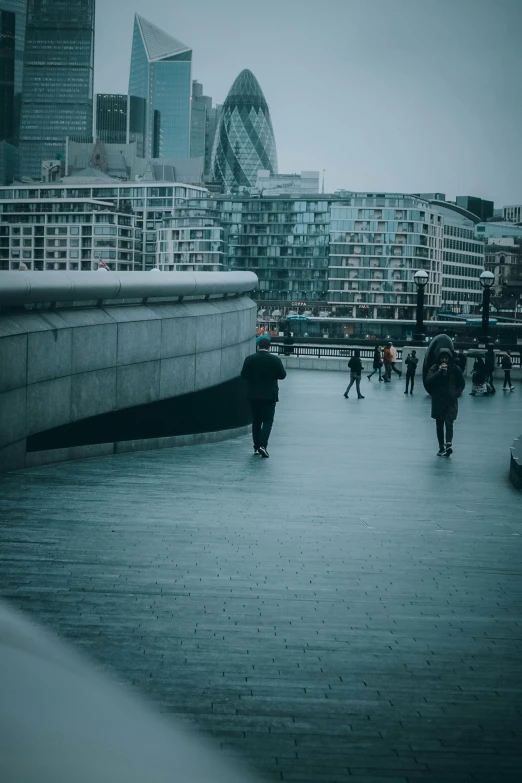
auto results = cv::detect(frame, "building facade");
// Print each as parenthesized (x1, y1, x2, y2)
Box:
(128, 14, 192, 159)
(0, 197, 140, 271)
(18, 0, 95, 180)
(431, 201, 484, 314)
(503, 205, 522, 224)
(329, 195, 443, 319)
(0, 180, 207, 270)
(95, 94, 128, 145)
(157, 200, 224, 271)
(455, 196, 494, 223)
(254, 170, 320, 196)
(190, 80, 221, 178)
(485, 239, 522, 304)
(0, 0, 27, 184)
(211, 69, 278, 192)
(475, 221, 522, 240)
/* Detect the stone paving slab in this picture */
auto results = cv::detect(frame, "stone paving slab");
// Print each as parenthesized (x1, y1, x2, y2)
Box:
(1, 370, 521, 782)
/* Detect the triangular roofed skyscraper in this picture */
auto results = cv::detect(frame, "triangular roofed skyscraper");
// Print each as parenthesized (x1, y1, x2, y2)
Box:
(135, 14, 191, 61)
(129, 14, 192, 158)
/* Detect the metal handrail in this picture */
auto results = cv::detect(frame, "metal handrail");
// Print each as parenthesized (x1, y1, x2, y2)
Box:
(270, 343, 522, 366)
(0, 270, 258, 306)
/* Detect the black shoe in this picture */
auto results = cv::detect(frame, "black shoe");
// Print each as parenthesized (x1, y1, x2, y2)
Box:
(258, 446, 269, 458)
(444, 444, 453, 457)
(343, 392, 348, 398)
(399, 372, 402, 379)
(367, 375, 372, 381)
(358, 395, 365, 399)
(404, 390, 408, 394)
(379, 377, 384, 382)
(437, 447, 445, 456)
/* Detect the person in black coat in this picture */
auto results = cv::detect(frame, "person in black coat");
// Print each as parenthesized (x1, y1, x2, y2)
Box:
(367, 346, 383, 381)
(425, 346, 465, 457)
(344, 349, 365, 399)
(484, 346, 496, 393)
(241, 338, 286, 458)
(404, 349, 419, 395)
(501, 350, 514, 391)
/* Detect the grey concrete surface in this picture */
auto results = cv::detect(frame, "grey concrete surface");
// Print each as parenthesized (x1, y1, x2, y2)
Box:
(0, 296, 256, 471)
(1, 370, 521, 782)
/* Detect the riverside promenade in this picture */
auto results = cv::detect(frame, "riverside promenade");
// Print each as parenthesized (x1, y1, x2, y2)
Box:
(1, 369, 521, 783)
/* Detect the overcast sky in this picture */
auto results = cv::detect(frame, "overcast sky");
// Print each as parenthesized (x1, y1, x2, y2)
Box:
(95, 0, 522, 206)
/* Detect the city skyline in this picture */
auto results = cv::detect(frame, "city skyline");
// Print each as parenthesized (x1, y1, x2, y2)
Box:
(94, 0, 522, 205)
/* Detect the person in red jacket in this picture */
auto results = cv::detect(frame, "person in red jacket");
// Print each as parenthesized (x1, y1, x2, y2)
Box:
(382, 344, 393, 383)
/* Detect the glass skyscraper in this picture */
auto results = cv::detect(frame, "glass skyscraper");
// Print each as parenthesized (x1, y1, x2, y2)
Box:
(96, 94, 128, 145)
(211, 69, 278, 192)
(18, 0, 95, 180)
(128, 14, 192, 160)
(0, 0, 26, 183)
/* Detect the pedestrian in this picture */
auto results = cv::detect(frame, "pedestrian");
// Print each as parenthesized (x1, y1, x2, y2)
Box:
(389, 341, 402, 378)
(455, 350, 467, 374)
(404, 349, 419, 394)
(241, 337, 286, 458)
(344, 349, 365, 399)
(470, 357, 488, 396)
(425, 346, 465, 457)
(484, 346, 496, 394)
(382, 343, 393, 382)
(367, 346, 383, 381)
(501, 350, 514, 391)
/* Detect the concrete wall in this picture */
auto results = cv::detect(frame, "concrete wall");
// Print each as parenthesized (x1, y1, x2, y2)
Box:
(0, 297, 256, 472)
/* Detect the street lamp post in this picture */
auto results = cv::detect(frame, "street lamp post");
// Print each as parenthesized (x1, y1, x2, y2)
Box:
(413, 269, 429, 344)
(479, 270, 495, 345)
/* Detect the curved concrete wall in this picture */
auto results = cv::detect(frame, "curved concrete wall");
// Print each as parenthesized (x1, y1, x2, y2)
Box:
(0, 296, 256, 472)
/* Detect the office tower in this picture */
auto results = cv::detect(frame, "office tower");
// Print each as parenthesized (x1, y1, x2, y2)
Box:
(96, 94, 128, 145)
(18, 0, 95, 180)
(211, 69, 277, 192)
(0, 1, 26, 183)
(190, 80, 221, 177)
(456, 196, 494, 223)
(128, 14, 192, 159)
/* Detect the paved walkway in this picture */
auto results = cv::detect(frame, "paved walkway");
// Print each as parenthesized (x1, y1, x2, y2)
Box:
(1, 370, 521, 783)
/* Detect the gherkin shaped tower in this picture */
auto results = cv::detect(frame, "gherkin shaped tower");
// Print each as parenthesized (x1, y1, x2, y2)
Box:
(211, 69, 278, 191)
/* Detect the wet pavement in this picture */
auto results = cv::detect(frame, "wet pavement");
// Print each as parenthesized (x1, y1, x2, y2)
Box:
(1, 370, 521, 783)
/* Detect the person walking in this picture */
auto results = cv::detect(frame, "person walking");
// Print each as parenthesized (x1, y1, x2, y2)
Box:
(389, 342, 402, 378)
(501, 350, 515, 391)
(404, 349, 419, 394)
(425, 345, 465, 457)
(484, 346, 496, 394)
(241, 337, 286, 458)
(455, 350, 467, 374)
(382, 343, 393, 382)
(344, 349, 365, 399)
(470, 357, 488, 396)
(367, 346, 383, 381)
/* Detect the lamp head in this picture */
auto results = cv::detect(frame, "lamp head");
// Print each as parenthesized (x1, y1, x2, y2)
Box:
(414, 269, 429, 288)
(479, 270, 495, 289)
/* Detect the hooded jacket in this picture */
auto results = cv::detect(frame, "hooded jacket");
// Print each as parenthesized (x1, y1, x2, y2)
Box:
(425, 347, 465, 421)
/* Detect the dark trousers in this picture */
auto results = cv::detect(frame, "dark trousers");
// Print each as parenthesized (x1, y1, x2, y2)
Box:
(250, 400, 276, 449)
(436, 419, 454, 447)
(391, 362, 401, 376)
(383, 364, 392, 381)
(405, 373, 415, 392)
(368, 366, 382, 379)
(503, 370, 512, 388)
(486, 372, 495, 391)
